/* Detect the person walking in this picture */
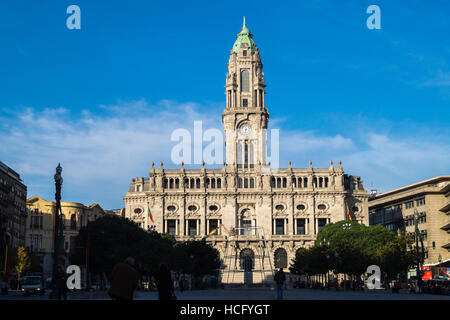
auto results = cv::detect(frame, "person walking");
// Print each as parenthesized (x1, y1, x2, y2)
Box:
(154, 264, 174, 300)
(55, 264, 68, 300)
(108, 257, 140, 301)
(274, 268, 286, 300)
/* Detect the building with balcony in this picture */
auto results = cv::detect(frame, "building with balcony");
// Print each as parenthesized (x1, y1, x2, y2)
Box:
(369, 176, 450, 267)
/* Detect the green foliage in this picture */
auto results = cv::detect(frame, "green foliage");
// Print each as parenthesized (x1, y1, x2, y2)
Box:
(70, 215, 172, 276)
(289, 246, 330, 275)
(375, 232, 416, 280)
(290, 221, 416, 279)
(315, 221, 395, 253)
(168, 241, 221, 277)
(161, 233, 176, 245)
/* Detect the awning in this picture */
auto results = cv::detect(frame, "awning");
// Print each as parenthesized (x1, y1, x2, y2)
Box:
(423, 258, 450, 268)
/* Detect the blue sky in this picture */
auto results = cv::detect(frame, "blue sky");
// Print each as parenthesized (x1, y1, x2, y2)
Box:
(1, 0, 449, 209)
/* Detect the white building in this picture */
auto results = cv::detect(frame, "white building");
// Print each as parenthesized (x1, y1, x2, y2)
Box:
(124, 18, 369, 284)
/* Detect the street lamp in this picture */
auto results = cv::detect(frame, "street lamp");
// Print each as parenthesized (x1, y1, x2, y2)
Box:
(50, 163, 63, 299)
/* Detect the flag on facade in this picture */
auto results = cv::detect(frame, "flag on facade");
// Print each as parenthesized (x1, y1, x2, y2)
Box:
(148, 207, 154, 223)
(346, 203, 352, 222)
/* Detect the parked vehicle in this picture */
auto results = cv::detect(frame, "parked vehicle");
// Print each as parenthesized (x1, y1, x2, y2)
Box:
(21, 275, 45, 296)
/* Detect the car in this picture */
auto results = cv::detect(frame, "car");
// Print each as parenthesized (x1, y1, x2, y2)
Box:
(21, 275, 45, 296)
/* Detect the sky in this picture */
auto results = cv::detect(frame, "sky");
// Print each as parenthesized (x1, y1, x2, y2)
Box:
(0, 0, 449, 209)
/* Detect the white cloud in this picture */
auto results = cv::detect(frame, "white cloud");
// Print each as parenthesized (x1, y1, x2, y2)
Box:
(1, 100, 449, 208)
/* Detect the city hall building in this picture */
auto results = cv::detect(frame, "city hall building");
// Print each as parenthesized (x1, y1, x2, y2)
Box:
(124, 19, 369, 284)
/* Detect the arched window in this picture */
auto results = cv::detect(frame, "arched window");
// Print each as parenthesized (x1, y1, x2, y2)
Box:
(250, 178, 254, 188)
(282, 178, 287, 188)
(244, 178, 248, 188)
(241, 70, 250, 92)
(319, 177, 323, 188)
(190, 178, 195, 189)
(175, 178, 179, 189)
(292, 177, 297, 188)
(163, 178, 168, 189)
(277, 178, 281, 188)
(271, 177, 275, 188)
(169, 178, 174, 189)
(238, 178, 243, 188)
(217, 178, 221, 189)
(313, 177, 317, 188)
(325, 177, 329, 188)
(240, 248, 254, 270)
(184, 178, 189, 188)
(206, 178, 210, 188)
(298, 177, 302, 188)
(196, 178, 201, 188)
(274, 248, 288, 268)
(303, 178, 308, 188)
(211, 178, 216, 189)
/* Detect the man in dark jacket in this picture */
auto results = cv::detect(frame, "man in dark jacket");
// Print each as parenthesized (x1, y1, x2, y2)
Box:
(55, 264, 68, 300)
(154, 264, 174, 300)
(108, 257, 140, 301)
(274, 268, 286, 300)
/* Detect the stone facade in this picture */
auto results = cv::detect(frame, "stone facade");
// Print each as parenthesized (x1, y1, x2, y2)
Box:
(25, 196, 106, 278)
(369, 176, 450, 266)
(0, 161, 27, 249)
(124, 19, 369, 284)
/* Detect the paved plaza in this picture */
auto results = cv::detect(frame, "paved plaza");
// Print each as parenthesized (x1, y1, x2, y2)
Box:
(1, 288, 449, 300)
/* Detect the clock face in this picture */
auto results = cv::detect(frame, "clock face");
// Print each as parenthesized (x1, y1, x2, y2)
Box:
(239, 124, 251, 135)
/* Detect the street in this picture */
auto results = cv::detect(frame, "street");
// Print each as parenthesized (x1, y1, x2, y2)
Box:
(1, 287, 449, 300)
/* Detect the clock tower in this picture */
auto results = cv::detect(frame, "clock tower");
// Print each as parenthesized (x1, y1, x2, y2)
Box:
(222, 17, 269, 169)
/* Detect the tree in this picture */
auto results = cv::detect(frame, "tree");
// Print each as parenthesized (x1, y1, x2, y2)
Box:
(315, 221, 395, 254)
(15, 246, 30, 288)
(169, 241, 221, 278)
(375, 232, 416, 282)
(70, 215, 173, 278)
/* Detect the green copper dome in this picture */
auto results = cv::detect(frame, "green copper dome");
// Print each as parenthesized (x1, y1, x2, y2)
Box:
(232, 17, 258, 52)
